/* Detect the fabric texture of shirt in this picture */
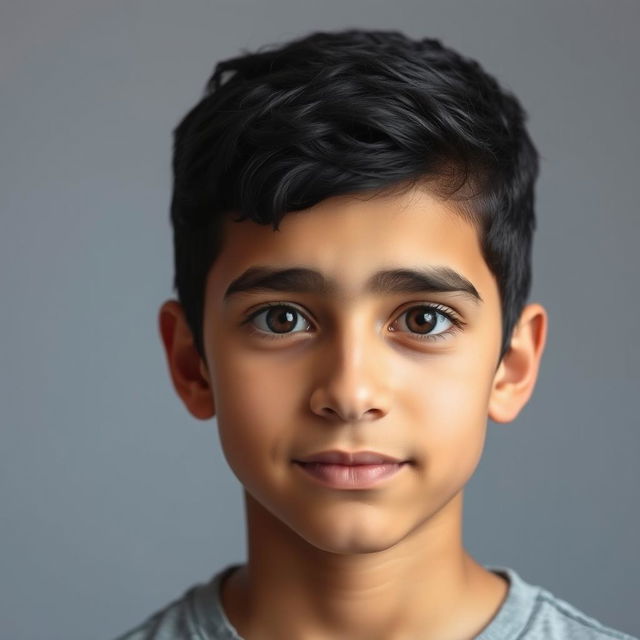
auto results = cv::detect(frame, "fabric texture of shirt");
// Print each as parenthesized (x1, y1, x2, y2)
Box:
(114, 564, 638, 640)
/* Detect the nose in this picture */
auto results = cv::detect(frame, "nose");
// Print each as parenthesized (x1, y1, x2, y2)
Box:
(309, 319, 392, 424)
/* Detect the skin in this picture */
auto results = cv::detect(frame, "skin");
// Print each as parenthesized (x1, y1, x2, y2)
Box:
(159, 186, 547, 640)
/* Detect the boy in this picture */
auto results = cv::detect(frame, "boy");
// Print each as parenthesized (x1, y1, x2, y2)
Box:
(116, 29, 637, 640)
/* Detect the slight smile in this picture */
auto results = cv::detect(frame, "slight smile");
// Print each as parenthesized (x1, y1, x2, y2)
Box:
(292, 450, 411, 490)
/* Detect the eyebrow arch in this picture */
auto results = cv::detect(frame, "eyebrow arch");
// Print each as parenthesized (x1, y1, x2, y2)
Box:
(223, 266, 483, 305)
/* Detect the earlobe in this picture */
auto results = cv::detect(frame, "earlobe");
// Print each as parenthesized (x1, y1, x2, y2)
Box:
(488, 303, 548, 424)
(158, 300, 215, 420)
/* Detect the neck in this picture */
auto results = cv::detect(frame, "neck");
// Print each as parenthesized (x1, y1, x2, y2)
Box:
(221, 490, 508, 640)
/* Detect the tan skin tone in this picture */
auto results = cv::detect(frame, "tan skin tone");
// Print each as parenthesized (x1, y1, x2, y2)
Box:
(159, 186, 547, 640)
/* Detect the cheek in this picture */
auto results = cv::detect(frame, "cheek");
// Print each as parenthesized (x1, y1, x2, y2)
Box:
(407, 355, 495, 478)
(207, 343, 300, 480)
(212, 343, 303, 425)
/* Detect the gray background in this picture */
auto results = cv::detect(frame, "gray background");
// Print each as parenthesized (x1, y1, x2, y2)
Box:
(1, 1, 638, 638)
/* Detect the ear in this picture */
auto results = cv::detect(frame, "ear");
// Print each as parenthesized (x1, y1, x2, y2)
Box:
(488, 302, 548, 423)
(158, 299, 215, 420)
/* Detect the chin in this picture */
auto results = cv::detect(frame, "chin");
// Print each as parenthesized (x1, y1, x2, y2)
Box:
(319, 539, 402, 555)
(292, 515, 410, 555)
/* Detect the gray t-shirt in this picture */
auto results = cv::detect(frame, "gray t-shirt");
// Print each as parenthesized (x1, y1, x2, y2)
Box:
(114, 565, 637, 639)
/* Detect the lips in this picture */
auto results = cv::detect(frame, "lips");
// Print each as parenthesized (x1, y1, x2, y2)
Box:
(292, 450, 409, 489)
(294, 450, 405, 465)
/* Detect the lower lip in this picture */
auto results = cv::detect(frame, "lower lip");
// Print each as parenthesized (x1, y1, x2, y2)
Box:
(293, 461, 406, 489)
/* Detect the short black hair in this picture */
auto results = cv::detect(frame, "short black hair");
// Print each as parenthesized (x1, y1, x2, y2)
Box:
(170, 29, 539, 364)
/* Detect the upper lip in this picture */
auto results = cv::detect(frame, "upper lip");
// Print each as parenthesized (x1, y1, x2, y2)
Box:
(295, 450, 405, 465)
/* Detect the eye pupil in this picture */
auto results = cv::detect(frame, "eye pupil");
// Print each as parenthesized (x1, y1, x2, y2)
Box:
(267, 307, 297, 333)
(407, 309, 437, 334)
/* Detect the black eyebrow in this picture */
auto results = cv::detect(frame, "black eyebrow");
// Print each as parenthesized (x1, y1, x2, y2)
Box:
(223, 266, 482, 305)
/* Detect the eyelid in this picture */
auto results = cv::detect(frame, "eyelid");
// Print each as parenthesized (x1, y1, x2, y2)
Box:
(244, 301, 315, 326)
(396, 301, 464, 325)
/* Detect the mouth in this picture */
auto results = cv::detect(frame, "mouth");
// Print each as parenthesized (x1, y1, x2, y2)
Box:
(292, 450, 410, 490)
(294, 449, 407, 465)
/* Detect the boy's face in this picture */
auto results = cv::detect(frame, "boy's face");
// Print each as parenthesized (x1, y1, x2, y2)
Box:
(196, 187, 507, 554)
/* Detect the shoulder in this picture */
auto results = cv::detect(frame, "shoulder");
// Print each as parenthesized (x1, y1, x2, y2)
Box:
(482, 566, 638, 640)
(112, 566, 242, 640)
(112, 591, 197, 640)
(523, 589, 638, 640)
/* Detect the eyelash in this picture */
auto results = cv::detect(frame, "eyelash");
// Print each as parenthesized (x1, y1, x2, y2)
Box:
(241, 302, 466, 343)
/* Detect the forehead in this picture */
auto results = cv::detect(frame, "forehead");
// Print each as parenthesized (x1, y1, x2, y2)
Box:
(207, 187, 496, 303)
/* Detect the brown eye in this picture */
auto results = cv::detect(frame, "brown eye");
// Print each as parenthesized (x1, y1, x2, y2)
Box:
(391, 305, 457, 340)
(405, 308, 438, 334)
(249, 305, 311, 335)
